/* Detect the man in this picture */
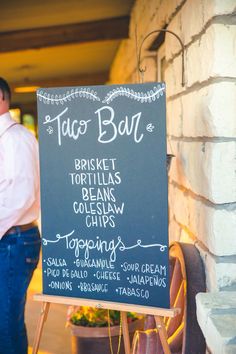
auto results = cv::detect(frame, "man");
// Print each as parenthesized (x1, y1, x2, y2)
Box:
(0, 77, 41, 354)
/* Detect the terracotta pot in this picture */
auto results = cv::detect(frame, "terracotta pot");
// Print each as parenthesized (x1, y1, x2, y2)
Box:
(70, 319, 144, 354)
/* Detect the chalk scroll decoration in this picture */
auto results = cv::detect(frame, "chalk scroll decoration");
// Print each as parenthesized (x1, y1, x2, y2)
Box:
(41, 231, 168, 262)
(36, 83, 166, 106)
(37, 88, 101, 105)
(102, 84, 165, 104)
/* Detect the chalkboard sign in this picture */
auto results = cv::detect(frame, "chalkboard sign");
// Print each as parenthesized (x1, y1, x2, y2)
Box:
(37, 83, 170, 310)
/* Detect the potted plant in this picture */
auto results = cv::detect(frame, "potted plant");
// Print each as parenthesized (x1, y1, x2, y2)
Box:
(67, 306, 144, 354)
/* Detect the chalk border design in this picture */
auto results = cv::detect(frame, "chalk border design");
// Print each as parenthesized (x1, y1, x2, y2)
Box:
(42, 233, 167, 252)
(42, 231, 167, 262)
(102, 84, 165, 104)
(37, 85, 165, 105)
(37, 88, 100, 105)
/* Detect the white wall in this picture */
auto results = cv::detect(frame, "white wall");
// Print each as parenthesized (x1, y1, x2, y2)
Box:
(109, 0, 236, 352)
(109, 0, 236, 291)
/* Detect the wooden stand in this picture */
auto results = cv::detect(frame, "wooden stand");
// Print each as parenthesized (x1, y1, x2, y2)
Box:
(32, 294, 179, 354)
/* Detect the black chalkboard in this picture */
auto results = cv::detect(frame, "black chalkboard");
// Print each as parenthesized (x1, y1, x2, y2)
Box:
(37, 83, 170, 309)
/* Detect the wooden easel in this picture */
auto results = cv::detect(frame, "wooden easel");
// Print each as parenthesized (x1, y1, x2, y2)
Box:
(32, 294, 180, 354)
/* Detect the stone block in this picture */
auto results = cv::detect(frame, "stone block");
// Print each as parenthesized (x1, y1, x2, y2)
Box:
(165, 24, 236, 97)
(166, 97, 183, 137)
(169, 183, 190, 227)
(168, 218, 181, 243)
(166, 0, 205, 60)
(129, 0, 186, 69)
(196, 242, 236, 291)
(181, 0, 205, 45)
(181, 82, 236, 138)
(225, 344, 236, 354)
(210, 142, 236, 203)
(179, 228, 194, 244)
(186, 24, 236, 87)
(186, 29, 217, 87)
(165, 54, 185, 97)
(170, 141, 236, 203)
(210, 0, 236, 17)
(196, 292, 236, 354)
(166, 0, 236, 61)
(165, 11, 183, 61)
(149, 0, 186, 35)
(213, 25, 236, 78)
(211, 209, 236, 256)
(169, 183, 236, 256)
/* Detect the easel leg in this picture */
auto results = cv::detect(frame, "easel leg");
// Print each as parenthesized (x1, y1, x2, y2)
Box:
(32, 302, 50, 354)
(155, 316, 171, 354)
(121, 312, 131, 354)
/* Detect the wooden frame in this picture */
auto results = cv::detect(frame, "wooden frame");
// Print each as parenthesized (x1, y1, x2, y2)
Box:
(0, 16, 129, 53)
(32, 294, 180, 354)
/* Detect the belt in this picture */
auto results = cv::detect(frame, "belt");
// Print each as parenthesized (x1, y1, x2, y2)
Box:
(5, 222, 38, 236)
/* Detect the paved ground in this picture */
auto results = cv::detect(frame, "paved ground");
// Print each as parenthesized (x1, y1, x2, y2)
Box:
(26, 264, 71, 354)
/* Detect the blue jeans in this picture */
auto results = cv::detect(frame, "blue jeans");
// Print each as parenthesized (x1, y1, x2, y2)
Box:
(0, 227, 41, 354)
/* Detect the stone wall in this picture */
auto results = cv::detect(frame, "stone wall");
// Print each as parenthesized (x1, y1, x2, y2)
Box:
(109, 0, 236, 352)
